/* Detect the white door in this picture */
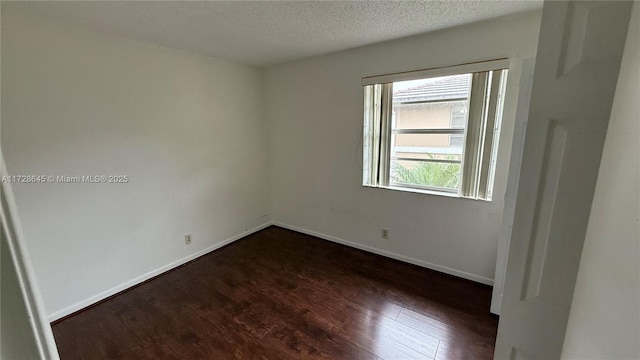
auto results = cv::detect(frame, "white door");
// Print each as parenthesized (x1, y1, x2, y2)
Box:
(494, 1, 633, 359)
(1, 153, 61, 359)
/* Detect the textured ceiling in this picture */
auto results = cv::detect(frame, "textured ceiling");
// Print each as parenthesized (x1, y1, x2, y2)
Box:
(3, 1, 542, 67)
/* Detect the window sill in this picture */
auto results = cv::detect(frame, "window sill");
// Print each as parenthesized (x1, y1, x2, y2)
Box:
(386, 185, 461, 198)
(363, 184, 491, 202)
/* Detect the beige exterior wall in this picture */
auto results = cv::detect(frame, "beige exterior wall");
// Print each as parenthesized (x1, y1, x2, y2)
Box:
(392, 103, 458, 160)
(394, 103, 452, 130)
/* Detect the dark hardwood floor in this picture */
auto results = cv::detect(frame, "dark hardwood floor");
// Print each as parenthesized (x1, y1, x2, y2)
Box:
(52, 226, 498, 359)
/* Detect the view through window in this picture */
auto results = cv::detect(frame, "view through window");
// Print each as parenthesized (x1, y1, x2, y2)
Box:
(389, 74, 471, 192)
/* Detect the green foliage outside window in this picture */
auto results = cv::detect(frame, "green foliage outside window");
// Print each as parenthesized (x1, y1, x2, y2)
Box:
(390, 161, 460, 190)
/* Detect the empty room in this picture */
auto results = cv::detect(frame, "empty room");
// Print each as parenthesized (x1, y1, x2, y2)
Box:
(1, 1, 638, 359)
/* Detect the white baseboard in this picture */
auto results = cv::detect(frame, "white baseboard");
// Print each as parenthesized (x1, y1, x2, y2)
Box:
(49, 220, 493, 322)
(272, 222, 494, 286)
(47, 221, 273, 322)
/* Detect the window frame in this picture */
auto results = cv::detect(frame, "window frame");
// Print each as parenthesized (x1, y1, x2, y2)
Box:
(362, 58, 509, 200)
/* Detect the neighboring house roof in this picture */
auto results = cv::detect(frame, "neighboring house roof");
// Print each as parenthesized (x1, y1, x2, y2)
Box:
(393, 75, 471, 103)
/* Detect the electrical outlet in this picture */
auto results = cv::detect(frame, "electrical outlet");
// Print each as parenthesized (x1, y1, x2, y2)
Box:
(184, 233, 192, 245)
(382, 228, 389, 239)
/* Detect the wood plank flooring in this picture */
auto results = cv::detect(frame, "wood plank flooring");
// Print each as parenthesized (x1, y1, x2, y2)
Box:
(51, 226, 498, 359)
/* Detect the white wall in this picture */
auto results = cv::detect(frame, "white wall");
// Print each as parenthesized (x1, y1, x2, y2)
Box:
(561, 2, 640, 359)
(265, 12, 541, 283)
(1, 9, 271, 320)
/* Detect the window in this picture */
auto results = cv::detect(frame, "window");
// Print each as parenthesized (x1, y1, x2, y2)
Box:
(362, 59, 509, 200)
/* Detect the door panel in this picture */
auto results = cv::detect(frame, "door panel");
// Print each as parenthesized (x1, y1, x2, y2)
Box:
(521, 120, 567, 307)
